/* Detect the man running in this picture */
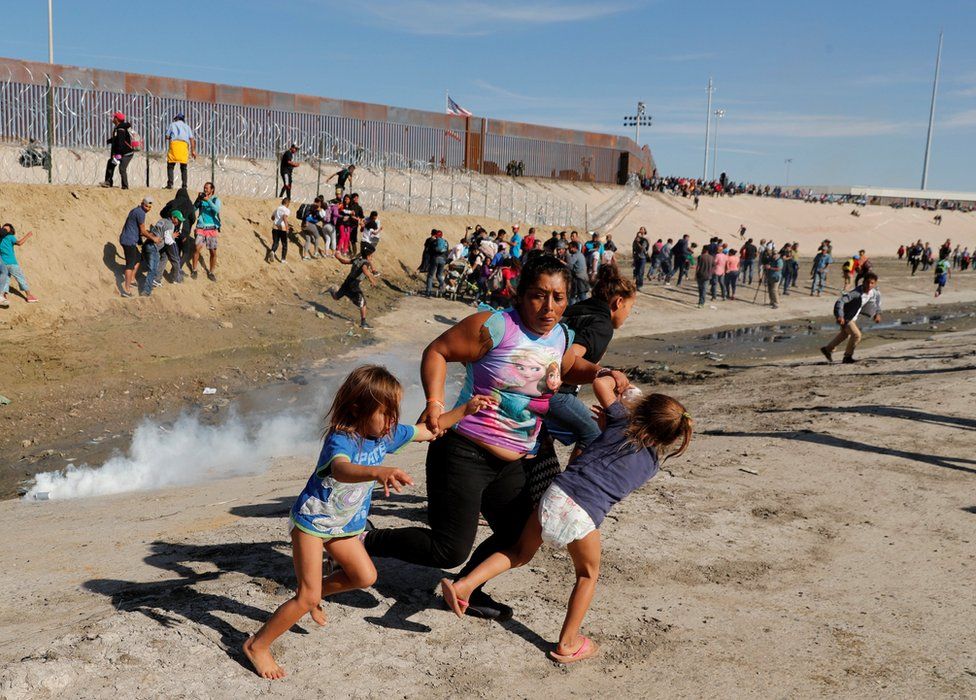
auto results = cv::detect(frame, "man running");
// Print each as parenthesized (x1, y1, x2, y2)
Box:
(821, 272, 882, 365)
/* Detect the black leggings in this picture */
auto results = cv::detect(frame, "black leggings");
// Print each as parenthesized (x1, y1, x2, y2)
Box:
(270, 228, 288, 259)
(364, 430, 533, 575)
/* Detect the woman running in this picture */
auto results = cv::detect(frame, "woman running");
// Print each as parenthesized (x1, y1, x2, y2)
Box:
(364, 255, 629, 620)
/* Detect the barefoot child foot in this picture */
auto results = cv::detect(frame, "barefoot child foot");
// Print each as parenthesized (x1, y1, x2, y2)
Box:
(243, 366, 493, 679)
(444, 380, 694, 666)
(310, 604, 327, 626)
(243, 635, 286, 680)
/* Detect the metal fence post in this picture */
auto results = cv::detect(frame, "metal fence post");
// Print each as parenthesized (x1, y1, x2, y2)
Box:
(382, 155, 387, 210)
(46, 75, 54, 183)
(144, 91, 150, 187)
(210, 109, 216, 185)
(484, 176, 488, 217)
(467, 172, 473, 215)
(449, 170, 455, 216)
(316, 135, 324, 197)
(275, 140, 281, 198)
(407, 162, 413, 213)
(428, 162, 434, 214)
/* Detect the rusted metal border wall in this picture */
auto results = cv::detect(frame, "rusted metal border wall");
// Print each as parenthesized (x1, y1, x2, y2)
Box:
(0, 56, 654, 184)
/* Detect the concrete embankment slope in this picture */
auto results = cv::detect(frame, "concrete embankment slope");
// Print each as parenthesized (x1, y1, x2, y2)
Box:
(609, 191, 976, 257)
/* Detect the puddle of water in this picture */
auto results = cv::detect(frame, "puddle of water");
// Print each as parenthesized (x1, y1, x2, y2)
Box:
(608, 301, 976, 380)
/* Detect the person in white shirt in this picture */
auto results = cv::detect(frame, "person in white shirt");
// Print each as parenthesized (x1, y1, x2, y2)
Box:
(165, 113, 196, 190)
(268, 197, 292, 263)
(361, 210, 382, 248)
(821, 272, 882, 364)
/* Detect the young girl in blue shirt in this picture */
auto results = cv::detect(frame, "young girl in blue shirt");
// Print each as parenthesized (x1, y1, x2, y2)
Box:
(244, 364, 493, 679)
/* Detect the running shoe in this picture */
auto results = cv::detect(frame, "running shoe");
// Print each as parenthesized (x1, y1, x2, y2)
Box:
(26, 294, 39, 303)
(842, 355, 857, 364)
(191, 269, 198, 280)
(820, 347, 833, 363)
(207, 272, 217, 282)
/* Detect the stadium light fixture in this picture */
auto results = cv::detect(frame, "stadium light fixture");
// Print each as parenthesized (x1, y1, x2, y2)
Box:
(623, 101, 653, 145)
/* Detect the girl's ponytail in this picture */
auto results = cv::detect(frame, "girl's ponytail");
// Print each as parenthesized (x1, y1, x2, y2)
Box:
(591, 262, 636, 303)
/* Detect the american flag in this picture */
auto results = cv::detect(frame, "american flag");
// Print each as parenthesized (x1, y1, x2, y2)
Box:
(447, 95, 473, 117)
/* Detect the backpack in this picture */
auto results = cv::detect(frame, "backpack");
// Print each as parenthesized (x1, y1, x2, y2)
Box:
(127, 128, 142, 151)
(435, 237, 449, 255)
(295, 202, 311, 221)
(488, 266, 506, 291)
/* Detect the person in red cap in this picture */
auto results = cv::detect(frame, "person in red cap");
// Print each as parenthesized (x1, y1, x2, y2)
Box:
(101, 112, 136, 189)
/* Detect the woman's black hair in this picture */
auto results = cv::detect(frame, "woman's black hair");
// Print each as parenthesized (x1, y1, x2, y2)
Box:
(515, 253, 570, 298)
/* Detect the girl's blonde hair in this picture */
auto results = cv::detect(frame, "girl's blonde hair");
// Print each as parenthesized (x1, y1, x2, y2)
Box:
(324, 365, 402, 439)
(625, 393, 693, 462)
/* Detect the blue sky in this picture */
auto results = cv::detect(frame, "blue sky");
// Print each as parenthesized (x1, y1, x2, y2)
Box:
(5, 1, 976, 190)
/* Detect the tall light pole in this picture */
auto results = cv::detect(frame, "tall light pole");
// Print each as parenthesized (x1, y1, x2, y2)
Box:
(623, 101, 652, 145)
(702, 77, 713, 180)
(710, 109, 725, 181)
(47, 0, 54, 63)
(784, 158, 793, 186)
(921, 31, 943, 190)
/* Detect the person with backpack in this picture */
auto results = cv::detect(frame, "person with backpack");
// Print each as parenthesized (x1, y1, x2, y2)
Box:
(300, 199, 325, 260)
(425, 230, 450, 297)
(488, 257, 518, 308)
(101, 112, 137, 190)
(0, 224, 38, 306)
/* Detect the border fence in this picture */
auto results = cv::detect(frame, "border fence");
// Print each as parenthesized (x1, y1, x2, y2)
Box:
(0, 57, 653, 228)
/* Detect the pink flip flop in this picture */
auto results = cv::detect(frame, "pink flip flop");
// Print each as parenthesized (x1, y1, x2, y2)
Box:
(549, 636, 600, 664)
(440, 578, 469, 618)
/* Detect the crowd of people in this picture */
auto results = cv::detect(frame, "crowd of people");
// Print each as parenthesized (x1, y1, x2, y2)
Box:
(414, 224, 621, 309)
(898, 238, 973, 296)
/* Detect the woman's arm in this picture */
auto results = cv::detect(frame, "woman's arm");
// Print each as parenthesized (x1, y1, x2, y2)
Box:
(561, 350, 630, 394)
(414, 394, 497, 441)
(15, 231, 34, 245)
(419, 312, 494, 434)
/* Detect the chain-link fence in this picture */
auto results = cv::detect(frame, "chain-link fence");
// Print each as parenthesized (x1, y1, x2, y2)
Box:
(1, 70, 639, 229)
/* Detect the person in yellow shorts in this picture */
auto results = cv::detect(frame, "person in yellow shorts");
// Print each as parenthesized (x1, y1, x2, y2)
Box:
(165, 113, 197, 190)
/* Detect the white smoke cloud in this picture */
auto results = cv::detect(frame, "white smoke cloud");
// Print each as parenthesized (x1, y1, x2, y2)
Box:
(23, 352, 456, 501)
(25, 409, 319, 501)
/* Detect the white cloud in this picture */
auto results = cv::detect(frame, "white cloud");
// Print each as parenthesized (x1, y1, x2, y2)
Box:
(941, 109, 976, 129)
(358, 0, 635, 36)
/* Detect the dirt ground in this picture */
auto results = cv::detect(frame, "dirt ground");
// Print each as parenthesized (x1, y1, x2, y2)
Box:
(1, 297, 975, 698)
(2, 183, 976, 697)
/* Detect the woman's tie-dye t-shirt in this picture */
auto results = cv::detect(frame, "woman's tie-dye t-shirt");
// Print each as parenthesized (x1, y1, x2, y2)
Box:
(453, 309, 572, 455)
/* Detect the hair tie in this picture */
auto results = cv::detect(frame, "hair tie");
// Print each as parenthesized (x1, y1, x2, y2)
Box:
(682, 411, 692, 420)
